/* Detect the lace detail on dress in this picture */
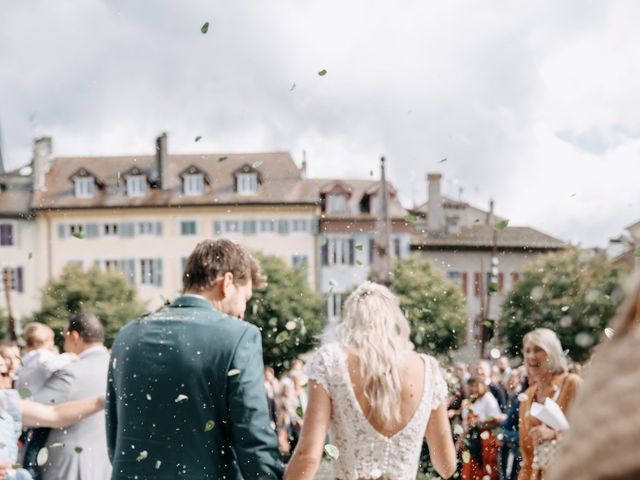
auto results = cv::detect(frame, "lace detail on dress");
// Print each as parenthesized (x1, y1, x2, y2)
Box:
(304, 344, 446, 480)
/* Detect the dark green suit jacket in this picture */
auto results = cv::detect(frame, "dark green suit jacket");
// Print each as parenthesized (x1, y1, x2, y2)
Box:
(106, 295, 284, 479)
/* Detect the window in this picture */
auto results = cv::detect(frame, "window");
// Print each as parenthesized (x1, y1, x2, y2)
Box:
(139, 222, 153, 235)
(127, 175, 147, 197)
(0, 224, 13, 246)
(225, 220, 239, 233)
(447, 217, 460, 234)
(74, 177, 96, 198)
(236, 173, 258, 194)
(321, 238, 354, 266)
(103, 224, 119, 236)
(259, 219, 275, 233)
(327, 194, 347, 214)
(292, 255, 309, 271)
(326, 293, 344, 321)
(140, 258, 163, 286)
(1, 267, 23, 293)
(69, 224, 84, 236)
(292, 219, 309, 233)
(180, 220, 197, 236)
(447, 271, 461, 281)
(393, 238, 401, 258)
(104, 259, 121, 272)
(183, 174, 204, 196)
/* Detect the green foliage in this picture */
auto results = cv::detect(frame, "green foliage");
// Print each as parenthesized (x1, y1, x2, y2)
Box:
(34, 264, 145, 347)
(392, 255, 467, 356)
(244, 254, 323, 374)
(501, 248, 627, 362)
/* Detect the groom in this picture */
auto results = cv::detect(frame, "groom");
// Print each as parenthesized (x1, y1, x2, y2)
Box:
(106, 239, 284, 479)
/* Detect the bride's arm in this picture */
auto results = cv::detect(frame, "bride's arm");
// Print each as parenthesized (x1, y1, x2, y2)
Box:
(284, 380, 331, 480)
(425, 403, 457, 479)
(21, 396, 104, 429)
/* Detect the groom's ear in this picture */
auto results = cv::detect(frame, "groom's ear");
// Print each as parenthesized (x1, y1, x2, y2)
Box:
(218, 272, 235, 298)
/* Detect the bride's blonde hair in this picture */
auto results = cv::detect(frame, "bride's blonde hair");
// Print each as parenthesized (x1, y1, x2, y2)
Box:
(335, 281, 413, 426)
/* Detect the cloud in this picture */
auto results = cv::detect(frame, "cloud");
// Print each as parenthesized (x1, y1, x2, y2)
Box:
(1, 0, 639, 247)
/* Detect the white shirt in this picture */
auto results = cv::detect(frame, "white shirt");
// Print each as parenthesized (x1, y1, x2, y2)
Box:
(469, 391, 502, 421)
(15, 349, 77, 393)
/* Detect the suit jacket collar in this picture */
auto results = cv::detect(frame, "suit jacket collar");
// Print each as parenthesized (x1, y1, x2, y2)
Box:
(171, 295, 215, 310)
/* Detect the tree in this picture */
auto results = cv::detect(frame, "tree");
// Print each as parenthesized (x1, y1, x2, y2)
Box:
(244, 254, 323, 374)
(34, 264, 145, 347)
(392, 255, 467, 356)
(501, 248, 628, 362)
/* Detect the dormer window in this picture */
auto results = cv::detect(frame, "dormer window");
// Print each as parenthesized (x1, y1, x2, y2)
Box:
(183, 173, 204, 196)
(126, 175, 147, 197)
(74, 177, 96, 198)
(327, 194, 347, 214)
(236, 173, 258, 194)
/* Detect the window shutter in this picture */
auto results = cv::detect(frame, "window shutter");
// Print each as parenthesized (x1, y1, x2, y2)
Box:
(462, 272, 468, 297)
(155, 222, 163, 236)
(58, 224, 67, 239)
(393, 238, 401, 258)
(127, 259, 136, 284)
(277, 220, 289, 235)
(120, 223, 135, 237)
(213, 221, 222, 235)
(154, 258, 163, 286)
(321, 241, 328, 266)
(369, 238, 375, 264)
(309, 219, 319, 234)
(242, 220, 256, 235)
(511, 272, 520, 287)
(498, 272, 505, 293)
(474, 272, 481, 297)
(348, 239, 355, 265)
(86, 224, 99, 238)
(15, 267, 23, 293)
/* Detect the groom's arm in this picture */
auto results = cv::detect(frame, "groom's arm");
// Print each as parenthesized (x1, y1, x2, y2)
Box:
(228, 325, 284, 480)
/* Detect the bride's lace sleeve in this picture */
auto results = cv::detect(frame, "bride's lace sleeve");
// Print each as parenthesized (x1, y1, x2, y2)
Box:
(304, 345, 332, 394)
(429, 357, 448, 409)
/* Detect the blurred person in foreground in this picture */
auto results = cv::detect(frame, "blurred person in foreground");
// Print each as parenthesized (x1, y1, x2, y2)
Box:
(547, 276, 640, 480)
(284, 282, 456, 480)
(499, 368, 526, 480)
(0, 341, 21, 381)
(518, 328, 581, 480)
(107, 239, 283, 480)
(0, 355, 104, 480)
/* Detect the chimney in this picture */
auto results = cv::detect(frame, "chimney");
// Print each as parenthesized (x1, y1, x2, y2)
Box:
(156, 132, 169, 189)
(426, 173, 445, 232)
(486, 198, 495, 226)
(300, 150, 307, 179)
(32, 136, 53, 192)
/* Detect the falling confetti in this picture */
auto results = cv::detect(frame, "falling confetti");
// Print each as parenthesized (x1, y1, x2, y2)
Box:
(356, 260, 364, 266)
(227, 369, 241, 377)
(318, 69, 327, 76)
(72, 231, 86, 239)
(194, 136, 202, 142)
(136, 450, 148, 462)
(275, 331, 289, 344)
(290, 83, 296, 91)
(18, 387, 32, 399)
(28, 252, 33, 260)
(218, 156, 228, 163)
(439, 158, 447, 163)
(74, 447, 83, 454)
(493, 220, 509, 231)
(174, 394, 189, 403)
(37, 448, 49, 466)
(204, 420, 215, 432)
(324, 444, 339, 460)
(355, 244, 364, 251)
(453, 424, 464, 436)
(403, 214, 418, 223)
(462, 451, 471, 464)
(155, 460, 162, 469)
(252, 160, 263, 168)
(201, 22, 209, 34)
(285, 321, 297, 331)
(146, 394, 152, 401)
(369, 170, 374, 176)
(480, 431, 490, 440)
(604, 327, 615, 339)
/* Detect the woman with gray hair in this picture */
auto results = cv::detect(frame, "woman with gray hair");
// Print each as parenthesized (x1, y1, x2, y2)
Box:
(518, 328, 581, 480)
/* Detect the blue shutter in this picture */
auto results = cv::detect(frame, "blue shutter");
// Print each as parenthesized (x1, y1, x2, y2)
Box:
(155, 222, 163, 236)
(277, 220, 289, 235)
(154, 258, 163, 286)
(15, 267, 23, 293)
(213, 221, 222, 235)
(309, 219, 319, 234)
(120, 223, 135, 237)
(242, 220, 256, 235)
(58, 224, 67, 238)
(86, 224, 99, 238)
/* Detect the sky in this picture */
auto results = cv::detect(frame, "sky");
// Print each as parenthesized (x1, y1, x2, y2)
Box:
(1, 0, 639, 247)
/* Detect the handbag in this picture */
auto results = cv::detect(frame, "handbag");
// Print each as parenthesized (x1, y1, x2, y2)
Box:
(532, 438, 558, 471)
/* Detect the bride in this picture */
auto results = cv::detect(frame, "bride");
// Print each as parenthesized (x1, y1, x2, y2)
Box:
(284, 282, 456, 480)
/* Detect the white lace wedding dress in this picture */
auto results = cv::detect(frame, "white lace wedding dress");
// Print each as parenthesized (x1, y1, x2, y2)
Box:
(305, 343, 448, 480)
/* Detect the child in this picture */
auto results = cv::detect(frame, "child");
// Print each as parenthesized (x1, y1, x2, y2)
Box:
(461, 376, 505, 480)
(15, 323, 77, 480)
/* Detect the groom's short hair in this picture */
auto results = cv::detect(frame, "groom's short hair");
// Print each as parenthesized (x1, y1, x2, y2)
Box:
(182, 239, 265, 291)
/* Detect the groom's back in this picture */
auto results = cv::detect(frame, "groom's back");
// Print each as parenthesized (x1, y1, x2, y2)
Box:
(106, 297, 276, 480)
